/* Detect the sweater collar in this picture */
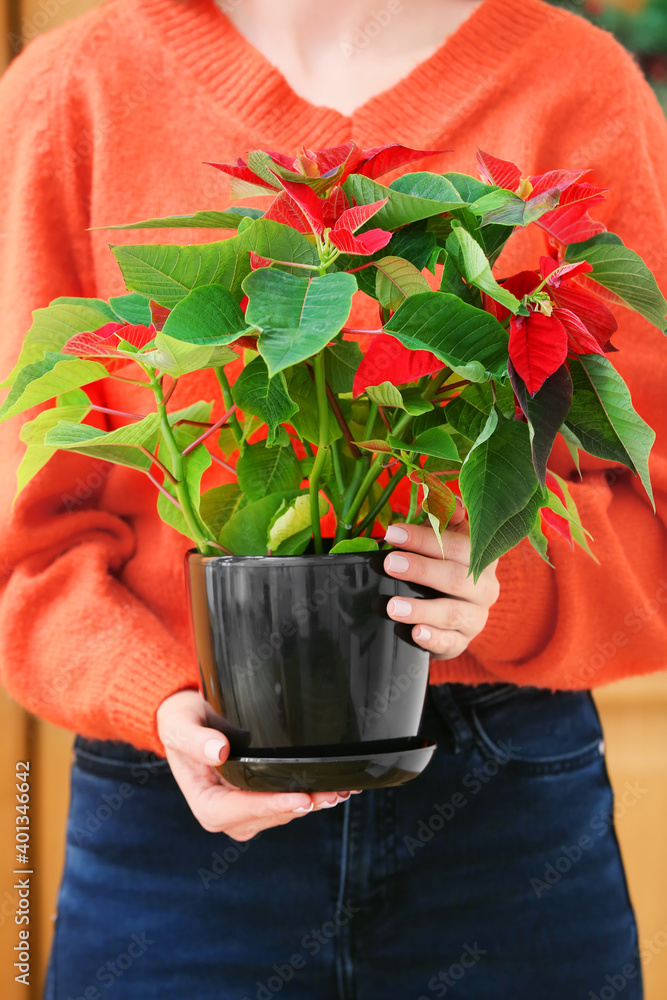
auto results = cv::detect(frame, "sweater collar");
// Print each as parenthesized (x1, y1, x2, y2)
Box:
(135, 0, 550, 150)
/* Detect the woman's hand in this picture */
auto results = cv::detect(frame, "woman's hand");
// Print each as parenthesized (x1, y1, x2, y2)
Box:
(156, 690, 355, 841)
(383, 505, 500, 660)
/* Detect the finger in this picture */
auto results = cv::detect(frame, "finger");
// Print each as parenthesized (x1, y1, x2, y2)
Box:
(386, 594, 488, 637)
(383, 548, 498, 606)
(448, 496, 467, 526)
(411, 624, 470, 660)
(160, 707, 232, 767)
(384, 521, 471, 566)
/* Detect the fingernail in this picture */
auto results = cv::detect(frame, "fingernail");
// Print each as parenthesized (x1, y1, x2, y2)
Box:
(415, 626, 432, 641)
(319, 800, 338, 809)
(351, 790, 363, 794)
(385, 552, 410, 573)
(204, 739, 226, 763)
(388, 597, 412, 618)
(385, 524, 409, 544)
(338, 791, 351, 801)
(293, 802, 314, 813)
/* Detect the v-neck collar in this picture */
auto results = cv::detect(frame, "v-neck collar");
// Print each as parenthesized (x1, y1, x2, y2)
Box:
(136, 0, 550, 149)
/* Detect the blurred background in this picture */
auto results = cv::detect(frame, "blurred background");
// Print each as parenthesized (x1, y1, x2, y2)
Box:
(0, 0, 666, 997)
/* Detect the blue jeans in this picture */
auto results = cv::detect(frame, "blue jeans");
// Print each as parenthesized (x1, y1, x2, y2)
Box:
(45, 683, 642, 1000)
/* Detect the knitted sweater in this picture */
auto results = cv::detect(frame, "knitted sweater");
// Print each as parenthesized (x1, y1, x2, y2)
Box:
(1, 0, 666, 756)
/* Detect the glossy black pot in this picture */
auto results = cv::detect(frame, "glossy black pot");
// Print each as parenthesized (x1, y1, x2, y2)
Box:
(186, 550, 439, 791)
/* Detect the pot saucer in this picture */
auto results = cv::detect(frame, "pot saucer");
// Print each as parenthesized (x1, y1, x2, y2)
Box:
(219, 737, 437, 792)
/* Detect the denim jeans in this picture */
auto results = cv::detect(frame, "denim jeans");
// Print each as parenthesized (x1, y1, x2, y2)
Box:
(44, 683, 642, 1000)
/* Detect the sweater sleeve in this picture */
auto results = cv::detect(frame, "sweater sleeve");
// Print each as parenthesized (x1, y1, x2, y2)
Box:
(0, 35, 198, 755)
(440, 51, 667, 690)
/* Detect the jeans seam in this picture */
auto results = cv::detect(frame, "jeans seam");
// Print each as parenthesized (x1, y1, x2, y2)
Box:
(334, 798, 355, 1000)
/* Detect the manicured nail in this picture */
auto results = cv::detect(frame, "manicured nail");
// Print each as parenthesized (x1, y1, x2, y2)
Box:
(388, 598, 412, 618)
(204, 739, 226, 763)
(318, 800, 338, 809)
(351, 790, 363, 794)
(293, 802, 314, 813)
(415, 626, 432, 641)
(338, 791, 351, 801)
(385, 524, 409, 544)
(385, 552, 410, 573)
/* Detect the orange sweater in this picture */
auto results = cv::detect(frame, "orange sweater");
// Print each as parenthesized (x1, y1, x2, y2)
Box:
(1, 0, 667, 757)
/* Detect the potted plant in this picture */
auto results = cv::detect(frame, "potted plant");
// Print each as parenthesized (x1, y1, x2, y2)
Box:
(2, 142, 664, 791)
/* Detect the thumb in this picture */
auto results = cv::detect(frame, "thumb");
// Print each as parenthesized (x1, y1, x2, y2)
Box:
(158, 692, 231, 766)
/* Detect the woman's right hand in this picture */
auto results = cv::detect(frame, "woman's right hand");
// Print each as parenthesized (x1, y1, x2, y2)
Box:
(156, 689, 356, 841)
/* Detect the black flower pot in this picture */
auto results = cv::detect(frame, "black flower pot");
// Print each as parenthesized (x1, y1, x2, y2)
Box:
(186, 550, 439, 791)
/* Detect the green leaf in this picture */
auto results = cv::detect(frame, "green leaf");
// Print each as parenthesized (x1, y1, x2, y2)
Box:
(329, 537, 380, 553)
(442, 173, 492, 203)
(143, 332, 238, 377)
(343, 174, 464, 230)
(374, 256, 430, 311)
(161, 284, 245, 345)
(199, 483, 245, 539)
(366, 382, 433, 415)
(232, 355, 298, 445)
(1, 299, 119, 387)
(15, 398, 92, 499)
(446, 227, 520, 313)
(395, 426, 460, 462)
(410, 469, 458, 556)
(236, 439, 302, 501)
(101, 209, 263, 231)
(384, 291, 509, 383)
(244, 269, 356, 376)
(565, 238, 667, 330)
(109, 293, 153, 326)
(44, 411, 160, 470)
(459, 411, 540, 578)
(469, 187, 561, 227)
(559, 424, 582, 476)
(548, 470, 598, 561)
(572, 354, 655, 507)
(323, 340, 364, 394)
(268, 493, 328, 554)
(528, 515, 553, 565)
(284, 366, 342, 445)
(111, 239, 251, 309)
(439, 254, 476, 303)
(510, 362, 573, 488)
(244, 218, 319, 275)
(470, 487, 544, 580)
(444, 382, 512, 441)
(0, 353, 110, 423)
(218, 490, 304, 555)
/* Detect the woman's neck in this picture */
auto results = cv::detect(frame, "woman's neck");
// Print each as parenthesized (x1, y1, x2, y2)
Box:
(216, 0, 484, 115)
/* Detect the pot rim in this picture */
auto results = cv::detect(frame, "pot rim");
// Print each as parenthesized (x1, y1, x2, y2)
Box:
(186, 548, 385, 567)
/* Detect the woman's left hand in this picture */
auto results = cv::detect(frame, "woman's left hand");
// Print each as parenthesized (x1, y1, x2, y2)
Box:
(383, 504, 500, 660)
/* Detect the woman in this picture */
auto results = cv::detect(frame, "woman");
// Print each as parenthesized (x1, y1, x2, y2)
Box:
(1, 0, 665, 996)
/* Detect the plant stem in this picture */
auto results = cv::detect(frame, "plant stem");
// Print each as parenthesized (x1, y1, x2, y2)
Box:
(344, 370, 451, 530)
(91, 404, 146, 421)
(324, 380, 361, 459)
(406, 479, 419, 523)
(338, 402, 377, 528)
(214, 367, 245, 453)
(182, 404, 237, 456)
(354, 469, 403, 536)
(309, 352, 329, 554)
(151, 375, 215, 554)
(330, 438, 345, 514)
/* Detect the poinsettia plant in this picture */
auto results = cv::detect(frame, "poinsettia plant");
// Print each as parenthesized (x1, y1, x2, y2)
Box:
(2, 142, 665, 579)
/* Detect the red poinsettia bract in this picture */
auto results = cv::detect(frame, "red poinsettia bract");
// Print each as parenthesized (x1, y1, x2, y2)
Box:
(352, 334, 446, 398)
(477, 148, 608, 246)
(209, 141, 446, 193)
(62, 322, 156, 359)
(487, 256, 618, 395)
